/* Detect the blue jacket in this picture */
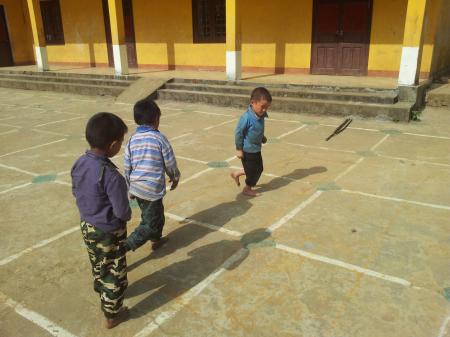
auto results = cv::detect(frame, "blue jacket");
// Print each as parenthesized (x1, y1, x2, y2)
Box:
(235, 106, 268, 153)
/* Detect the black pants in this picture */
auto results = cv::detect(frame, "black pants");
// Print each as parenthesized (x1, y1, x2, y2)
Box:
(125, 197, 165, 251)
(242, 151, 263, 187)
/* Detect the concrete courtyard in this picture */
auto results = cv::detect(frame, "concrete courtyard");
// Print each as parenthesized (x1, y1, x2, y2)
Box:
(0, 87, 449, 337)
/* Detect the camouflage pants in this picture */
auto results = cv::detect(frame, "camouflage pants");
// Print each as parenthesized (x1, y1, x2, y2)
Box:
(80, 221, 128, 319)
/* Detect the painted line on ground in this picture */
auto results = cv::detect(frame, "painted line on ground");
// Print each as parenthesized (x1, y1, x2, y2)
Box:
(266, 118, 303, 124)
(1, 293, 78, 337)
(275, 243, 411, 287)
(284, 141, 357, 154)
(176, 155, 208, 165)
(0, 182, 33, 195)
(166, 212, 243, 237)
(34, 116, 85, 128)
(0, 129, 19, 136)
(376, 154, 450, 168)
(266, 190, 323, 232)
(404, 132, 450, 140)
(0, 163, 38, 176)
(438, 315, 450, 337)
(32, 128, 70, 137)
(195, 110, 233, 117)
(170, 133, 192, 141)
(276, 125, 307, 140)
(203, 119, 237, 131)
(180, 168, 214, 185)
(340, 189, 450, 211)
(0, 139, 67, 158)
(0, 122, 22, 128)
(0, 226, 79, 266)
(319, 123, 379, 133)
(133, 248, 248, 337)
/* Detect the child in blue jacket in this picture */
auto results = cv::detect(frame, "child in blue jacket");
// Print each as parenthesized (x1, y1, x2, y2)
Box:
(231, 87, 272, 196)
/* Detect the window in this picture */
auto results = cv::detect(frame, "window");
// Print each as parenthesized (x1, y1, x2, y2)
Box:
(40, 0, 64, 45)
(192, 0, 225, 43)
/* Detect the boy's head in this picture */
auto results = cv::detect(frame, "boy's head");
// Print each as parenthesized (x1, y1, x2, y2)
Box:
(85, 112, 128, 157)
(134, 97, 161, 127)
(250, 87, 272, 117)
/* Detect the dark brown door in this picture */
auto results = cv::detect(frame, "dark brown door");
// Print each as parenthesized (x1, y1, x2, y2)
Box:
(311, 0, 372, 75)
(0, 6, 13, 67)
(122, 0, 137, 68)
(102, 0, 114, 67)
(102, 0, 137, 68)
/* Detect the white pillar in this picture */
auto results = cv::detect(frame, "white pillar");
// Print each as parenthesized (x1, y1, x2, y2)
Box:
(35, 46, 49, 71)
(112, 44, 129, 75)
(226, 51, 242, 81)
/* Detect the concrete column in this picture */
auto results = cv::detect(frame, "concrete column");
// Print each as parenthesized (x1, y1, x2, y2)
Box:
(226, 0, 241, 81)
(108, 0, 129, 75)
(398, 0, 428, 86)
(26, 0, 49, 71)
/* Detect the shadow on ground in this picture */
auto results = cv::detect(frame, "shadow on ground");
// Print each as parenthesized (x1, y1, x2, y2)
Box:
(127, 229, 272, 318)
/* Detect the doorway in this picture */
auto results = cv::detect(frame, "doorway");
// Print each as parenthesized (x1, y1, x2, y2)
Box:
(311, 0, 372, 75)
(0, 6, 13, 67)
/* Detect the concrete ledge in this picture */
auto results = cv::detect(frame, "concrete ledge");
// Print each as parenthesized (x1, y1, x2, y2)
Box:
(116, 77, 169, 104)
(398, 79, 431, 114)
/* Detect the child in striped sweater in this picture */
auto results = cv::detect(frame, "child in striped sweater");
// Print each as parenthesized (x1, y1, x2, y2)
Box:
(124, 98, 180, 252)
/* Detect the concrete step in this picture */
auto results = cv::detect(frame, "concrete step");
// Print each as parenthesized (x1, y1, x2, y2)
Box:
(427, 84, 450, 107)
(0, 69, 139, 81)
(170, 77, 397, 94)
(165, 82, 398, 104)
(0, 72, 132, 87)
(157, 88, 412, 121)
(0, 78, 124, 96)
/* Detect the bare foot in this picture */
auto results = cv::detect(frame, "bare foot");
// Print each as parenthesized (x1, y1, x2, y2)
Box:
(243, 186, 259, 197)
(230, 172, 240, 186)
(105, 307, 129, 329)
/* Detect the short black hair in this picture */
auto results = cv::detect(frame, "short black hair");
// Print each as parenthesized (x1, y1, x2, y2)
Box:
(85, 112, 128, 150)
(134, 97, 161, 125)
(250, 87, 272, 103)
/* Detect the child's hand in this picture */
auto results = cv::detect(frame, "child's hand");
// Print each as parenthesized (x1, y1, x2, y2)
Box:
(262, 135, 267, 144)
(236, 150, 244, 159)
(169, 178, 179, 190)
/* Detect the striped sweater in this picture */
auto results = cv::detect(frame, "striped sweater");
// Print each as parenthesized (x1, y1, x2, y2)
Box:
(124, 125, 180, 201)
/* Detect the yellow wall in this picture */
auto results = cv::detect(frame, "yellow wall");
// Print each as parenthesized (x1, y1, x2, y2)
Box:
(368, 0, 407, 74)
(0, 0, 34, 65)
(133, 0, 224, 69)
(46, 0, 109, 65)
(240, 0, 312, 72)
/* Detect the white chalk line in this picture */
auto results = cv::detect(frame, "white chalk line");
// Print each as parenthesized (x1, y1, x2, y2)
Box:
(32, 128, 70, 137)
(176, 155, 208, 165)
(133, 248, 248, 337)
(438, 315, 450, 337)
(340, 189, 450, 211)
(275, 244, 411, 287)
(376, 154, 450, 168)
(166, 212, 243, 237)
(284, 141, 357, 154)
(2, 294, 78, 337)
(0, 163, 38, 176)
(194, 110, 233, 117)
(203, 119, 237, 131)
(34, 116, 85, 128)
(0, 182, 33, 195)
(0, 226, 79, 266)
(0, 129, 19, 136)
(404, 132, 450, 140)
(371, 134, 390, 151)
(276, 125, 307, 140)
(170, 133, 192, 141)
(0, 139, 67, 158)
(179, 168, 214, 185)
(267, 190, 323, 232)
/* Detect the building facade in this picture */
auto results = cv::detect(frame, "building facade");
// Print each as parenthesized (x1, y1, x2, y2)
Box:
(0, 0, 449, 85)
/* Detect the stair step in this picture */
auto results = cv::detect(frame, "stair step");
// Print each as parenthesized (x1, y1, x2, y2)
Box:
(0, 72, 132, 87)
(157, 89, 412, 121)
(164, 82, 397, 104)
(0, 70, 139, 81)
(0, 78, 124, 96)
(169, 77, 397, 94)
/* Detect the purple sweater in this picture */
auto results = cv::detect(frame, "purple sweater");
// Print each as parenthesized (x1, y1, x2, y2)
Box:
(71, 151, 131, 232)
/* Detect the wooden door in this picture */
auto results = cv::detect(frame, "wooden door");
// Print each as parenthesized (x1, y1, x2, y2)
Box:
(122, 0, 137, 68)
(311, 0, 372, 75)
(0, 6, 13, 67)
(102, 0, 114, 67)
